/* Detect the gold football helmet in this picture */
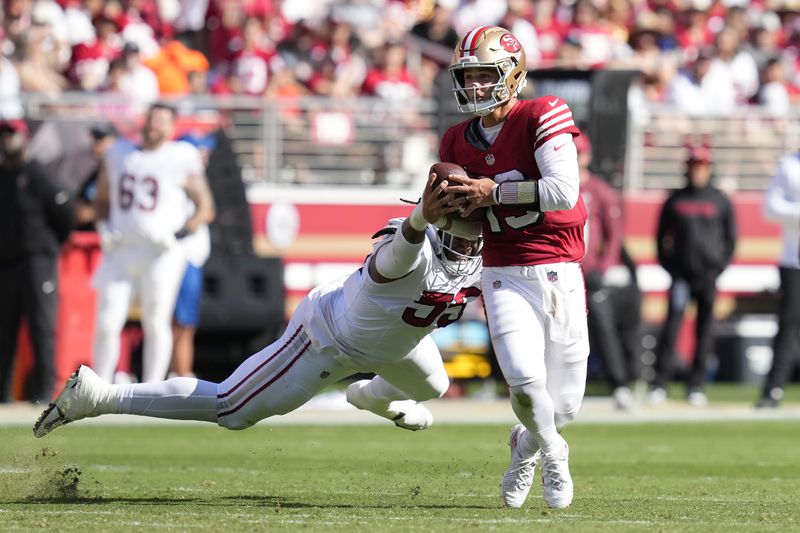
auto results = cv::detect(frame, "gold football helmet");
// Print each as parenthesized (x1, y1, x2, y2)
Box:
(449, 26, 527, 116)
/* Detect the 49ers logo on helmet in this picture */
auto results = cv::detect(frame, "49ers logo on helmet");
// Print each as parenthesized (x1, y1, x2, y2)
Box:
(500, 33, 521, 53)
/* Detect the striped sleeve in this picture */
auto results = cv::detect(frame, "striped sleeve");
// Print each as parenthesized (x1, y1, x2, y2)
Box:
(532, 96, 579, 150)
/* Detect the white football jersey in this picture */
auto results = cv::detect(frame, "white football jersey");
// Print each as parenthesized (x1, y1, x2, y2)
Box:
(303, 228, 482, 366)
(104, 139, 203, 242)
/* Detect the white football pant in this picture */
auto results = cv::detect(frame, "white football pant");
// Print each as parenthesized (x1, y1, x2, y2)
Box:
(482, 263, 589, 451)
(92, 242, 187, 383)
(216, 298, 449, 430)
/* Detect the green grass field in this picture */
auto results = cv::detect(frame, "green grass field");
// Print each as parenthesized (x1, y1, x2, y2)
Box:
(1, 420, 798, 532)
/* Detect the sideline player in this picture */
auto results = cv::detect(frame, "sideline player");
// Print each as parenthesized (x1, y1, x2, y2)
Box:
(170, 133, 216, 378)
(440, 26, 588, 509)
(92, 103, 216, 384)
(34, 172, 483, 437)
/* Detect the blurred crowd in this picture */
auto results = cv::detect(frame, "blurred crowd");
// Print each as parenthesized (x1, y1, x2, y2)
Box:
(3, 0, 800, 118)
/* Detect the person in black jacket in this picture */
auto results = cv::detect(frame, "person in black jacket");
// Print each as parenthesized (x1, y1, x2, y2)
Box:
(648, 145, 737, 406)
(0, 119, 74, 403)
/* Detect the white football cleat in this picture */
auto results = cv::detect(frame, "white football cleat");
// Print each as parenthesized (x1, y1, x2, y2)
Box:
(33, 365, 108, 438)
(647, 386, 668, 405)
(540, 443, 574, 508)
(386, 400, 433, 431)
(346, 380, 433, 431)
(612, 386, 634, 411)
(687, 389, 708, 407)
(501, 424, 537, 508)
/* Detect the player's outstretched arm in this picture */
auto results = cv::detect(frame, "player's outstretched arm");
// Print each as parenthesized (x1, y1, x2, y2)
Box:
(369, 172, 459, 283)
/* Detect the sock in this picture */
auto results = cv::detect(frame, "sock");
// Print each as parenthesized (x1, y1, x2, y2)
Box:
(109, 377, 219, 423)
(510, 381, 567, 456)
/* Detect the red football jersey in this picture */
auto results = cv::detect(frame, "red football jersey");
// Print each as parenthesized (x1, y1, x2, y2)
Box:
(439, 97, 587, 267)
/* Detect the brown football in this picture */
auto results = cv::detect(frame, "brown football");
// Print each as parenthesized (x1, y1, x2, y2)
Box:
(428, 162, 487, 223)
(429, 162, 468, 199)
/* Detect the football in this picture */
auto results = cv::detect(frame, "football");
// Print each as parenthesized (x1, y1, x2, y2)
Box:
(428, 162, 487, 223)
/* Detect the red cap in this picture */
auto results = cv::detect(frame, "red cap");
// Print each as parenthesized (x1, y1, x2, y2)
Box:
(0, 118, 29, 136)
(686, 144, 711, 163)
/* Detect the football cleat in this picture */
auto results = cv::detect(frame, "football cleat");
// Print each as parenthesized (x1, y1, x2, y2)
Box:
(647, 386, 667, 405)
(687, 388, 708, 407)
(387, 400, 433, 431)
(346, 380, 433, 431)
(501, 424, 537, 508)
(540, 443, 574, 509)
(756, 387, 783, 409)
(612, 386, 634, 411)
(33, 365, 108, 438)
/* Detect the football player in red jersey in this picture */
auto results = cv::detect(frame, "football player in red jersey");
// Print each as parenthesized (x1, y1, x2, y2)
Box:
(441, 26, 589, 509)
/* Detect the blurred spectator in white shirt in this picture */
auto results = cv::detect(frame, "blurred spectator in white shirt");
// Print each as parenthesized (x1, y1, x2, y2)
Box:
(63, 0, 99, 46)
(500, 0, 541, 68)
(712, 25, 759, 104)
(0, 55, 23, 119)
(668, 49, 736, 116)
(30, 0, 72, 66)
(117, 42, 160, 109)
(452, 0, 507, 37)
(756, 57, 790, 117)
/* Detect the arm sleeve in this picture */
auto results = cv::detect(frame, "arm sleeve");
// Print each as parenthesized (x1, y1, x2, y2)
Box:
(763, 158, 800, 226)
(534, 133, 580, 212)
(373, 230, 425, 280)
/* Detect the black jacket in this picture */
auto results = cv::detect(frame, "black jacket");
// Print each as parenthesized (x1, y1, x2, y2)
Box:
(657, 183, 737, 283)
(0, 159, 74, 263)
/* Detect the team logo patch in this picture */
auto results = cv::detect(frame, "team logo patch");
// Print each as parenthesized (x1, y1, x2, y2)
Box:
(500, 33, 521, 53)
(485, 153, 495, 166)
(547, 271, 558, 282)
(493, 280, 502, 289)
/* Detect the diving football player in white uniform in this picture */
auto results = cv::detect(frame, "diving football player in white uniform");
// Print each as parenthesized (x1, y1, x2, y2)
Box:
(34, 172, 482, 436)
(92, 103, 216, 384)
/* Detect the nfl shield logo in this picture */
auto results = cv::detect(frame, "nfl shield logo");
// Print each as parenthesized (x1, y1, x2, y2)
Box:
(485, 153, 495, 166)
(493, 280, 502, 289)
(547, 271, 558, 282)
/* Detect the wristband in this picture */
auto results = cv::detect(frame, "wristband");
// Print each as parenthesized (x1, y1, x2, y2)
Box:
(491, 184, 500, 204)
(174, 227, 190, 240)
(497, 181, 538, 205)
(408, 203, 428, 231)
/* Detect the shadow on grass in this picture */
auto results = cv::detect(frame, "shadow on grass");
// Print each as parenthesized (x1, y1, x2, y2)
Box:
(5, 494, 495, 510)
